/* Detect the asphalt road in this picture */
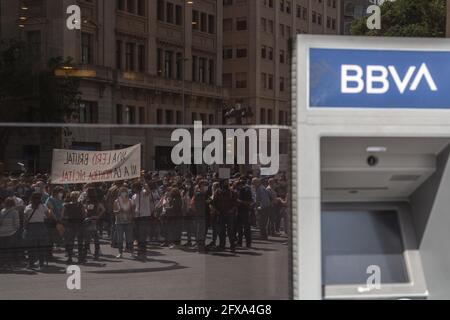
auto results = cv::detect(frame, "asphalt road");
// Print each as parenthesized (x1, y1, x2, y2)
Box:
(0, 231, 290, 300)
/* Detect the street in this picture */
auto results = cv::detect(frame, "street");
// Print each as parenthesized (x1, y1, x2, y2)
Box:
(0, 231, 290, 300)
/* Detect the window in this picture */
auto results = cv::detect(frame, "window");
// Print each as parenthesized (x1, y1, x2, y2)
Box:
(279, 24, 285, 37)
(208, 114, 214, 125)
(137, 0, 145, 16)
(201, 12, 207, 32)
(236, 47, 247, 58)
(116, 40, 123, 69)
(127, 0, 135, 13)
(268, 74, 273, 90)
(236, 72, 247, 89)
(208, 15, 215, 33)
(268, 47, 273, 60)
(138, 45, 145, 72)
(280, 77, 285, 92)
(192, 10, 199, 30)
(139, 107, 145, 124)
(223, 47, 233, 59)
(261, 18, 267, 32)
(81, 33, 93, 64)
(236, 18, 247, 31)
(125, 42, 135, 71)
(268, 20, 274, 33)
(175, 5, 182, 25)
(176, 52, 183, 80)
(79, 101, 98, 124)
(166, 2, 174, 23)
(157, 109, 163, 124)
(208, 59, 215, 84)
(268, 109, 273, 123)
(164, 50, 173, 78)
(278, 111, 285, 125)
(318, 14, 322, 25)
(127, 106, 136, 124)
(165, 110, 173, 124)
(157, 48, 163, 76)
(199, 58, 206, 83)
(117, 0, 125, 11)
(261, 73, 267, 90)
(192, 56, 198, 81)
(116, 104, 123, 124)
(157, 0, 164, 21)
(176, 111, 183, 124)
(260, 108, 266, 124)
(280, 50, 285, 64)
(312, 11, 316, 23)
(261, 45, 266, 59)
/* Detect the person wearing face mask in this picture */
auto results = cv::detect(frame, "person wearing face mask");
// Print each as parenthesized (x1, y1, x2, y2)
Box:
(113, 187, 134, 259)
(23, 192, 54, 270)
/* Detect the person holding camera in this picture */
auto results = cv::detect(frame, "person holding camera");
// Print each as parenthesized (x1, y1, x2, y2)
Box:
(132, 175, 154, 261)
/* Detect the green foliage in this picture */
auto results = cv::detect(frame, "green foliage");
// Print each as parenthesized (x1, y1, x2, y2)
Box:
(0, 39, 81, 123)
(351, 0, 446, 37)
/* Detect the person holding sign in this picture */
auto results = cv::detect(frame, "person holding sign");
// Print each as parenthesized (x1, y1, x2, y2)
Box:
(113, 187, 134, 259)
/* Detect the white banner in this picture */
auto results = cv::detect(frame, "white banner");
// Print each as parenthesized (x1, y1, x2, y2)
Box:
(51, 144, 141, 184)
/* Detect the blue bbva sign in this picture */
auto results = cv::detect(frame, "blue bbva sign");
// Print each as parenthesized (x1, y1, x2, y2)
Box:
(309, 48, 450, 109)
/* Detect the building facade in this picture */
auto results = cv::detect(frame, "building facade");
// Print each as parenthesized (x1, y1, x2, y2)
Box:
(0, 0, 227, 172)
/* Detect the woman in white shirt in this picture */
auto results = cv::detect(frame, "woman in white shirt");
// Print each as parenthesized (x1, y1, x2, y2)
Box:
(23, 192, 54, 270)
(0, 198, 20, 269)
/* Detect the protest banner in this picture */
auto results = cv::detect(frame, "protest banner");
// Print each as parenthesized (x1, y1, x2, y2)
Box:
(51, 144, 141, 184)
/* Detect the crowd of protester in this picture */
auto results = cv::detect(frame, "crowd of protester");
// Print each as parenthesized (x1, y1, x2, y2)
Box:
(0, 170, 289, 270)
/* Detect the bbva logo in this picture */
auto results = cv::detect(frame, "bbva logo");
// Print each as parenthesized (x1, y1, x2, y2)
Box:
(341, 63, 438, 95)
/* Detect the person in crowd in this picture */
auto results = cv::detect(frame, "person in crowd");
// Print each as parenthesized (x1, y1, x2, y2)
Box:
(45, 187, 65, 260)
(189, 180, 208, 252)
(104, 181, 121, 245)
(148, 179, 162, 243)
(182, 180, 195, 248)
(62, 191, 86, 264)
(132, 177, 153, 261)
(266, 178, 280, 237)
(211, 180, 237, 253)
(0, 198, 20, 269)
(32, 181, 49, 203)
(235, 178, 253, 248)
(113, 187, 134, 259)
(160, 187, 182, 249)
(252, 178, 272, 240)
(82, 187, 105, 261)
(206, 181, 221, 249)
(23, 192, 54, 270)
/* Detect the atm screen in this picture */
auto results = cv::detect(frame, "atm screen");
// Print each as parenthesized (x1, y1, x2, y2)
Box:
(322, 210, 409, 286)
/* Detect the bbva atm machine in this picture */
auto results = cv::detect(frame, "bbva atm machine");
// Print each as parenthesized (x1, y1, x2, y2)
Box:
(293, 35, 450, 300)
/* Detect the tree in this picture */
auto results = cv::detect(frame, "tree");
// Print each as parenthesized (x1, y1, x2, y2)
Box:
(351, 0, 446, 37)
(0, 39, 81, 167)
